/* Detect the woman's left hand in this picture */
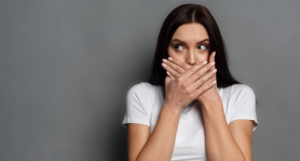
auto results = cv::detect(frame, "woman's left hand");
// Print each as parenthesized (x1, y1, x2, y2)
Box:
(162, 52, 221, 104)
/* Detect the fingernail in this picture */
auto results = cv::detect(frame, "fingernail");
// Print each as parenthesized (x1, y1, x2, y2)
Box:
(212, 80, 217, 84)
(168, 57, 173, 61)
(210, 62, 215, 66)
(213, 69, 217, 73)
(162, 63, 167, 67)
(214, 52, 216, 57)
(166, 71, 170, 75)
(162, 59, 168, 63)
(203, 61, 208, 65)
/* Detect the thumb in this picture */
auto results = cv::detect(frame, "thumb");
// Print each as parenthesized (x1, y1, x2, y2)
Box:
(207, 51, 217, 84)
(165, 75, 171, 86)
(208, 51, 216, 63)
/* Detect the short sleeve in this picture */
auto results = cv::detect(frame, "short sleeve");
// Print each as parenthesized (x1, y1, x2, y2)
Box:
(229, 85, 259, 131)
(122, 83, 151, 129)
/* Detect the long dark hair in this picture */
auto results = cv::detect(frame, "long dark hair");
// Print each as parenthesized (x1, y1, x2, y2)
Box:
(148, 4, 241, 95)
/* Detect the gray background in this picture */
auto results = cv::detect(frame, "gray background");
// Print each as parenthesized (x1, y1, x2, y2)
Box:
(0, 0, 299, 160)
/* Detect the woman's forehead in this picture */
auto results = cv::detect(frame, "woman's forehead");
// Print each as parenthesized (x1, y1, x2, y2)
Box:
(172, 23, 209, 42)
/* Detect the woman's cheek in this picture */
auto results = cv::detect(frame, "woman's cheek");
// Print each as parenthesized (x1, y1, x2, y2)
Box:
(168, 48, 182, 60)
(168, 51, 185, 62)
(195, 51, 209, 62)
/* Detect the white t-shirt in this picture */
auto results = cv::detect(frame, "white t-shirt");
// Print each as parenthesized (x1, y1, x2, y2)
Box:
(122, 82, 258, 161)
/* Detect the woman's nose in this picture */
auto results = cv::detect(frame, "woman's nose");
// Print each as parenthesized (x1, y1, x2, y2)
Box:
(187, 51, 197, 66)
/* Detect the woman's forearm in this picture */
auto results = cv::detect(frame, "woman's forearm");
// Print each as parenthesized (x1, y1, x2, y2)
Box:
(201, 99, 246, 161)
(136, 103, 181, 161)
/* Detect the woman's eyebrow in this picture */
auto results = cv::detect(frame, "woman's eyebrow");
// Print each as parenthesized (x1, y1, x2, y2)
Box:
(170, 38, 209, 44)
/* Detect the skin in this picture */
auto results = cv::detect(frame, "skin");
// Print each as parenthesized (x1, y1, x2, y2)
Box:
(162, 23, 254, 161)
(127, 23, 254, 161)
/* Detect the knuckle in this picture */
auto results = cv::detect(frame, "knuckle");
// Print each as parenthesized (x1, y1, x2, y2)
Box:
(199, 89, 204, 95)
(180, 68, 184, 73)
(197, 88, 203, 94)
(206, 64, 212, 70)
(177, 77, 183, 83)
(189, 65, 195, 71)
(207, 83, 213, 88)
(183, 64, 189, 69)
(186, 88, 192, 95)
(200, 79, 204, 84)
(197, 71, 203, 76)
(189, 93, 195, 99)
(198, 87, 204, 93)
(203, 75, 209, 81)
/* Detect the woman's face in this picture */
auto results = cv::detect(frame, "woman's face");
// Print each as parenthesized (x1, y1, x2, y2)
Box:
(168, 23, 210, 66)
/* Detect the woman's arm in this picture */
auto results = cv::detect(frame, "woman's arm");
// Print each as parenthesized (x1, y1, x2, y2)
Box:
(200, 98, 250, 161)
(194, 51, 248, 161)
(131, 103, 181, 161)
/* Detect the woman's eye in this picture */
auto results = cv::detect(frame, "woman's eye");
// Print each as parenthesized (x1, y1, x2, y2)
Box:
(198, 45, 207, 50)
(174, 45, 184, 51)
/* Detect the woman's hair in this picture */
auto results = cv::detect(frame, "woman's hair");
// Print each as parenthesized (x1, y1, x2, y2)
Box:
(148, 4, 241, 93)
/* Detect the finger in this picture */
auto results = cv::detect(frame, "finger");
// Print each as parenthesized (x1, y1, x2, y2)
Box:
(189, 68, 217, 92)
(162, 63, 181, 78)
(203, 65, 216, 86)
(186, 61, 215, 85)
(205, 51, 216, 83)
(167, 57, 191, 70)
(208, 51, 216, 65)
(163, 58, 186, 74)
(208, 52, 217, 82)
(166, 71, 175, 79)
(193, 80, 217, 97)
(202, 69, 216, 87)
(177, 60, 208, 80)
(164, 74, 172, 85)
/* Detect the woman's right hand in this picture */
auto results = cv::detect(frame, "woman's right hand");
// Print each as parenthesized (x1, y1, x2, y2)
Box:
(163, 61, 216, 111)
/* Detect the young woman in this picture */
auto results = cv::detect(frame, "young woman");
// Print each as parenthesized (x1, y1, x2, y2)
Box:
(122, 4, 258, 161)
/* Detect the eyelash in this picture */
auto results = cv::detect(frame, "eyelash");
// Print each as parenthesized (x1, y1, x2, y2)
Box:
(173, 44, 209, 51)
(174, 44, 184, 51)
(198, 44, 209, 51)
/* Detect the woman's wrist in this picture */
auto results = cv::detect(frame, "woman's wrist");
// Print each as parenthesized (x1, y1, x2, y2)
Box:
(199, 96, 222, 110)
(198, 95, 222, 108)
(162, 101, 182, 114)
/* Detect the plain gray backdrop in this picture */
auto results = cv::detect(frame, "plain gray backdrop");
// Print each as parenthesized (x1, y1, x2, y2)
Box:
(0, 0, 299, 160)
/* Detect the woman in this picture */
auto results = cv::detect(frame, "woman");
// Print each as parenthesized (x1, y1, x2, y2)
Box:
(122, 4, 258, 161)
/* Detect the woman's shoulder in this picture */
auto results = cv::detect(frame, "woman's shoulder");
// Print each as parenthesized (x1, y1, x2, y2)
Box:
(220, 83, 256, 100)
(128, 82, 160, 92)
(231, 84, 254, 93)
(127, 82, 161, 99)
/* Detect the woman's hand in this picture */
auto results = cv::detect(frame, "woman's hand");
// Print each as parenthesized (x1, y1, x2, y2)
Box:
(162, 51, 220, 104)
(163, 58, 216, 111)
